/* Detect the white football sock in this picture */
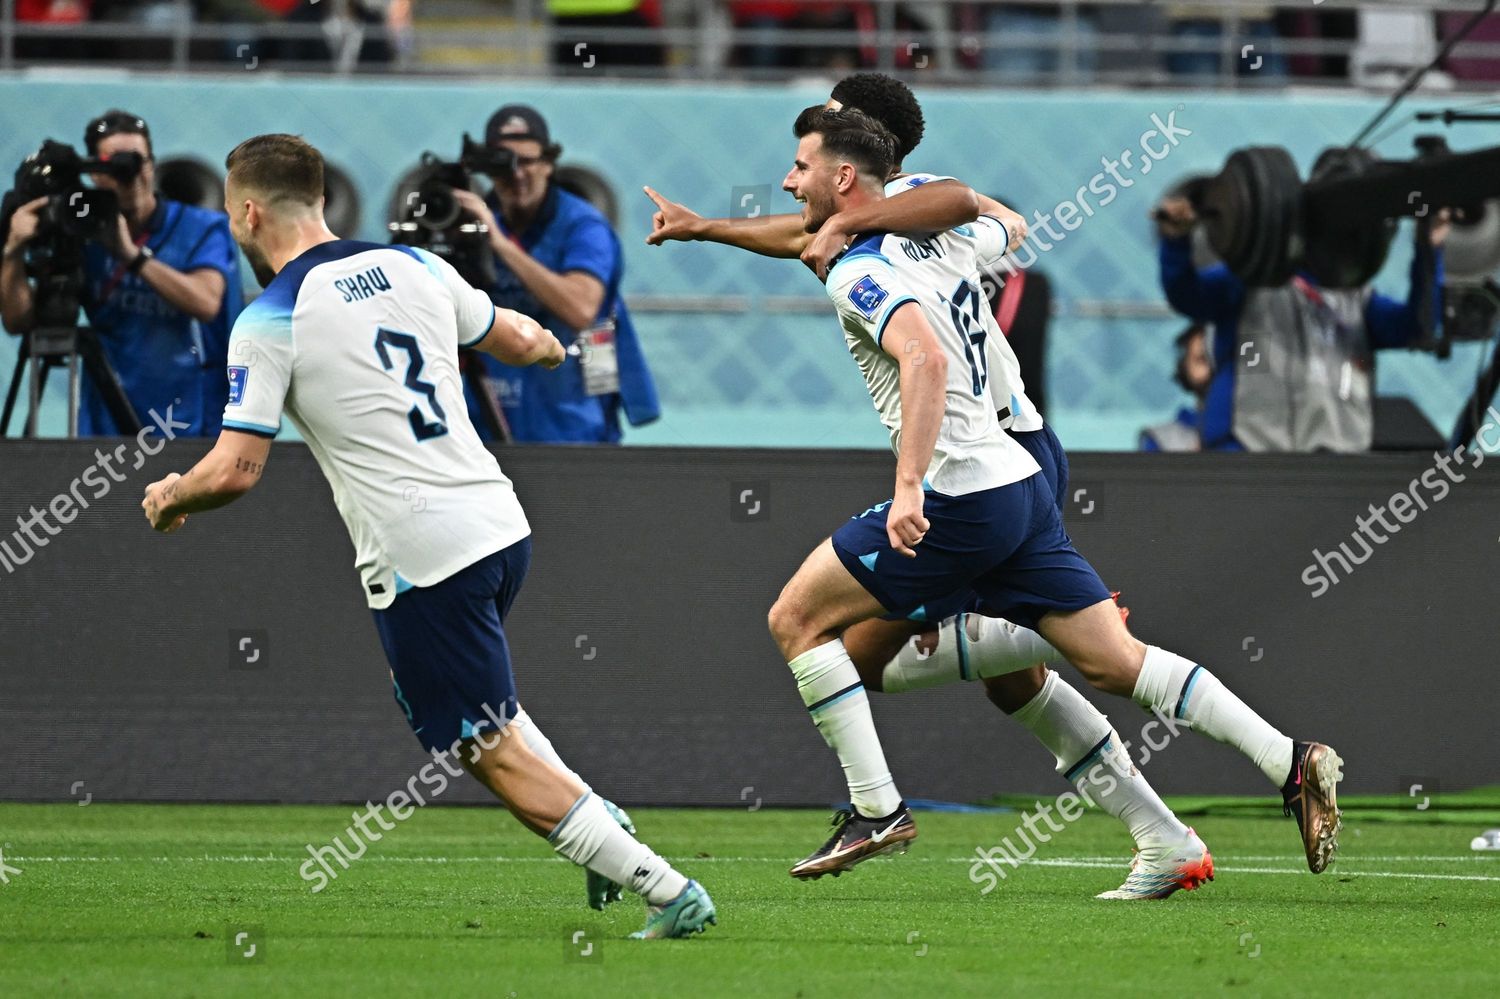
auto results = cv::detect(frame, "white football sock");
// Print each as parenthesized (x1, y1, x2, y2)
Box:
(1011, 670, 1188, 849)
(790, 639, 903, 818)
(881, 613, 1058, 693)
(513, 707, 590, 791)
(548, 791, 687, 906)
(1133, 646, 1294, 787)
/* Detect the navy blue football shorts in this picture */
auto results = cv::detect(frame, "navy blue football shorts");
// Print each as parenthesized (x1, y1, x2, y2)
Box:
(835, 448, 1110, 632)
(1012, 425, 1070, 511)
(371, 538, 531, 755)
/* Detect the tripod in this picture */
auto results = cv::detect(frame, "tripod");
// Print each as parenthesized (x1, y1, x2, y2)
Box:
(1, 325, 141, 438)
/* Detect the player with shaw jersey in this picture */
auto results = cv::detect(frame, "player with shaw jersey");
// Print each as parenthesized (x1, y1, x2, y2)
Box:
(140, 133, 715, 939)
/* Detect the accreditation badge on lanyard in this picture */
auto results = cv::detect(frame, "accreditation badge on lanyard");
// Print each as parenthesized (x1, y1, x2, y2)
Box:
(575, 315, 620, 397)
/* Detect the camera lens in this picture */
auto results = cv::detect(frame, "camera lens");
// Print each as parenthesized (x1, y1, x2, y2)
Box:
(413, 179, 459, 230)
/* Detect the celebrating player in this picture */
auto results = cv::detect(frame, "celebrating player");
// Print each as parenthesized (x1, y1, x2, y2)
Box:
(140, 133, 715, 940)
(647, 76, 1219, 898)
(765, 106, 1342, 883)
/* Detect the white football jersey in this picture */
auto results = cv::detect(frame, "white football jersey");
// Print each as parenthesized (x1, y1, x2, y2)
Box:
(824, 219, 1040, 496)
(883, 173, 1044, 433)
(223, 240, 529, 609)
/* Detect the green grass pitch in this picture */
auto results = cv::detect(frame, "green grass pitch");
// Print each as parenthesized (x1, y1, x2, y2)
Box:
(1, 801, 1497, 997)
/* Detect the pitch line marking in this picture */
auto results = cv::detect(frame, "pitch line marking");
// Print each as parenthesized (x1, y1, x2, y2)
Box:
(8, 854, 1500, 882)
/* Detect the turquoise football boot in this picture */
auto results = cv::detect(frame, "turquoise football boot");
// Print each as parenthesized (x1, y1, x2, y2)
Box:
(629, 880, 717, 940)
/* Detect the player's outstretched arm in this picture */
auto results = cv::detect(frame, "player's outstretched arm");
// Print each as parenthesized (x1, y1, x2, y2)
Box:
(805, 182, 1027, 280)
(142, 430, 272, 533)
(473, 307, 567, 370)
(643, 186, 809, 259)
(881, 302, 947, 558)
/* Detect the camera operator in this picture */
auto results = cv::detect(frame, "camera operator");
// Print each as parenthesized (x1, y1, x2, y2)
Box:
(1154, 195, 1450, 452)
(449, 104, 659, 443)
(1, 110, 244, 437)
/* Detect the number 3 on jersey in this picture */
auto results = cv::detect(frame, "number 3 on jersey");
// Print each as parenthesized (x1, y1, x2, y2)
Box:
(374, 327, 449, 441)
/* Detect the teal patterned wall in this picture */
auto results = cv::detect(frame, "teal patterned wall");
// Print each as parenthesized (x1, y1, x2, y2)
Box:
(1, 75, 1488, 448)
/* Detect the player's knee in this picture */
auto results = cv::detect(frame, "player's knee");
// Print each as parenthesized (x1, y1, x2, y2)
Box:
(984, 665, 1049, 714)
(1072, 636, 1147, 696)
(766, 596, 806, 654)
(462, 722, 528, 774)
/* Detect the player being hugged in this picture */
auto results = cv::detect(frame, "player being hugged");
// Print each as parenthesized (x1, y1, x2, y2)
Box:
(772, 107, 1341, 883)
(140, 133, 714, 940)
(769, 105, 1054, 877)
(652, 77, 1341, 888)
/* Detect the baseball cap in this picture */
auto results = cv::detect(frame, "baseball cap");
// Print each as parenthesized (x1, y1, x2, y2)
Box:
(485, 105, 551, 148)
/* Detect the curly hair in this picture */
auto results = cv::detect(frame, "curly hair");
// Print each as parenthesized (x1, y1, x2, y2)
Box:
(829, 73, 924, 165)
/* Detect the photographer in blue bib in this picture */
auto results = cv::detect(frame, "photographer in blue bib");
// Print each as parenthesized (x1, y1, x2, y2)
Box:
(1, 110, 243, 437)
(450, 105, 659, 444)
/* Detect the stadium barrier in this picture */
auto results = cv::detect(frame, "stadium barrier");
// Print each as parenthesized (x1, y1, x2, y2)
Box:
(2, 440, 1496, 806)
(0, 75, 1484, 449)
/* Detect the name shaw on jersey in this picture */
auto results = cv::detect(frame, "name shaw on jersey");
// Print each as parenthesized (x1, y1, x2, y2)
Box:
(334, 266, 393, 303)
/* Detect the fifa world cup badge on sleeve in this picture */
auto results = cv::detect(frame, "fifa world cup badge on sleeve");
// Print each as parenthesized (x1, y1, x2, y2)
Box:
(227, 366, 249, 406)
(849, 275, 888, 319)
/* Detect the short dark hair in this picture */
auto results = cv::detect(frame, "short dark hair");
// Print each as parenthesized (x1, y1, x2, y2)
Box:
(85, 109, 152, 159)
(224, 133, 324, 208)
(793, 105, 897, 182)
(829, 72, 924, 164)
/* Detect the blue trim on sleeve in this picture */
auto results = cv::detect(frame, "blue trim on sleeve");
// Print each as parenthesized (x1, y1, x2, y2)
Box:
(459, 302, 496, 349)
(223, 419, 279, 438)
(874, 296, 919, 349)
